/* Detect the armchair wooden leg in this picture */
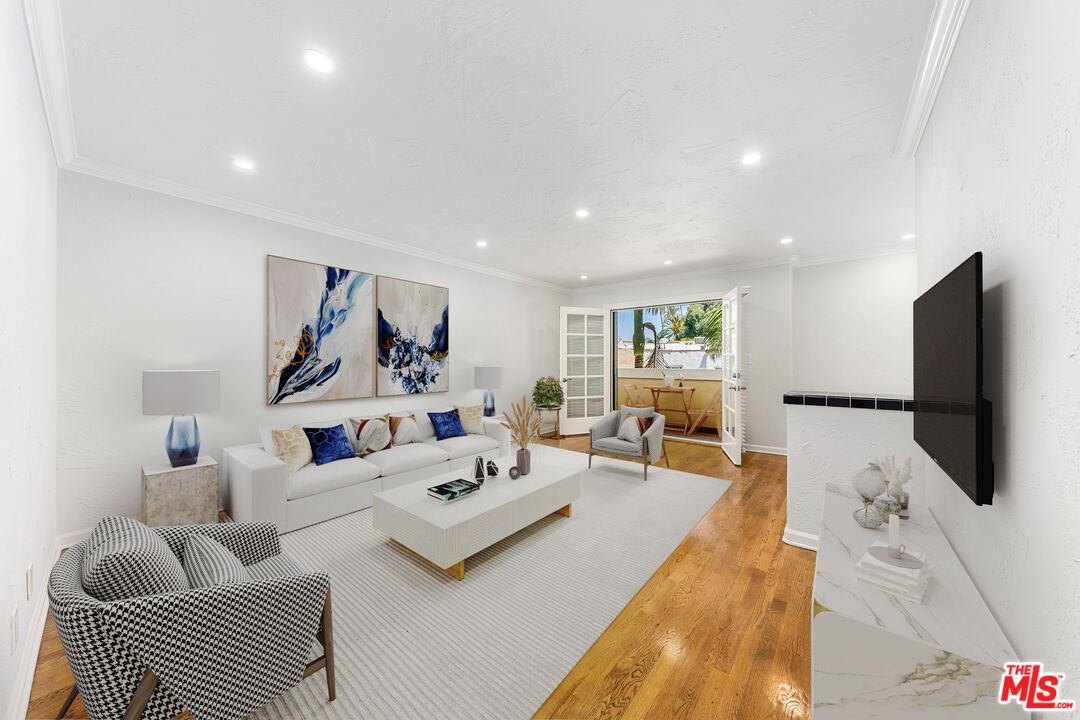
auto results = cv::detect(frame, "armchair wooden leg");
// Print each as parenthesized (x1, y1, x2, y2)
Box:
(56, 684, 79, 719)
(588, 452, 593, 468)
(121, 670, 158, 720)
(662, 440, 670, 467)
(323, 587, 336, 702)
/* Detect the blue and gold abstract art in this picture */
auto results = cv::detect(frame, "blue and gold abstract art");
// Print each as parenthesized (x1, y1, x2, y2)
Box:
(376, 276, 450, 395)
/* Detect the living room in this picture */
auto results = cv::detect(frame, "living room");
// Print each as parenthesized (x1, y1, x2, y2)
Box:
(3, 1, 1078, 719)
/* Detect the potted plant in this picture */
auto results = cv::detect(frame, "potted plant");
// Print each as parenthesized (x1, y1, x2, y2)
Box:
(501, 397, 541, 475)
(532, 376, 564, 409)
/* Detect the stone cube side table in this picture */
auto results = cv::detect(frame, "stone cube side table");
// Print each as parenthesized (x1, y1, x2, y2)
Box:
(142, 456, 219, 527)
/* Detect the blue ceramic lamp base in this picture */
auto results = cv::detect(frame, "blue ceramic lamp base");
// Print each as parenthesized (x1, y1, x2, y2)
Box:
(166, 415, 201, 467)
(483, 390, 496, 417)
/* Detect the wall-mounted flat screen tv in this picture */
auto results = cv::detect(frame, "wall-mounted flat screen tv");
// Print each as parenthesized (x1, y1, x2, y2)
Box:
(913, 252, 994, 505)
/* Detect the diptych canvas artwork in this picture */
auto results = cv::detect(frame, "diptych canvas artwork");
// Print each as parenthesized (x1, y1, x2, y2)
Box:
(376, 275, 450, 395)
(267, 255, 375, 404)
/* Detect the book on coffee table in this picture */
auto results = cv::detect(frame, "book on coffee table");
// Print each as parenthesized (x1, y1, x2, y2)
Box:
(427, 479, 482, 502)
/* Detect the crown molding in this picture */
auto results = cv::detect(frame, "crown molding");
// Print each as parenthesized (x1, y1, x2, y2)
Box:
(894, 0, 971, 158)
(63, 157, 570, 292)
(573, 256, 796, 295)
(23, 0, 77, 164)
(789, 244, 915, 268)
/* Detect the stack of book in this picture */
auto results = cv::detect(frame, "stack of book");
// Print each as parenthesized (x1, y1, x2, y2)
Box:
(855, 542, 932, 604)
(427, 479, 482, 503)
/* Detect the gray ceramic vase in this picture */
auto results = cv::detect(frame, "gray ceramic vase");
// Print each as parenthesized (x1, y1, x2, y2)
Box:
(516, 448, 531, 476)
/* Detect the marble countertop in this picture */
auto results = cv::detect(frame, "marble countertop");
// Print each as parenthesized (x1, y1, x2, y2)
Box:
(814, 481, 1016, 667)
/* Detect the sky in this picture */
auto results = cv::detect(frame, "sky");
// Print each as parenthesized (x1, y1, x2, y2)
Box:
(615, 307, 669, 342)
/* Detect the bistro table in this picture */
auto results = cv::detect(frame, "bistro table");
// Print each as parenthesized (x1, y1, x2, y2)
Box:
(648, 385, 696, 434)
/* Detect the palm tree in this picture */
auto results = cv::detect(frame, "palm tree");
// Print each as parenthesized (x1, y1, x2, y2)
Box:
(702, 303, 722, 357)
(631, 307, 664, 367)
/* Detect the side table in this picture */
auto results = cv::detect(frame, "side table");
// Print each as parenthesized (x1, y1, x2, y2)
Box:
(142, 456, 219, 527)
(537, 406, 562, 439)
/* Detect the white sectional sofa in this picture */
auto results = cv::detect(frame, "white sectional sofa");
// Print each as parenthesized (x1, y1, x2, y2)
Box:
(223, 409, 510, 532)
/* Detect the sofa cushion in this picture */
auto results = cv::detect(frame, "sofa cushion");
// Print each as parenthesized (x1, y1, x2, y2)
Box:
(350, 416, 392, 455)
(246, 553, 304, 582)
(260, 417, 354, 455)
(182, 534, 249, 588)
(365, 442, 449, 476)
(286, 457, 380, 500)
(82, 516, 189, 601)
(271, 425, 313, 475)
(387, 413, 421, 445)
(454, 405, 485, 435)
(592, 436, 644, 457)
(428, 409, 467, 441)
(423, 433, 499, 460)
(303, 424, 356, 466)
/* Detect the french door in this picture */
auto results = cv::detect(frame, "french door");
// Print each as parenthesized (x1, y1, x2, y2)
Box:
(559, 306, 609, 435)
(720, 286, 745, 465)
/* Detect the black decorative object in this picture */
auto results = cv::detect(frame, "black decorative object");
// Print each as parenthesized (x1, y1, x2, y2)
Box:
(508, 466, 521, 480)
(486, 460, 498, 477)
(473, 456, 485, 483)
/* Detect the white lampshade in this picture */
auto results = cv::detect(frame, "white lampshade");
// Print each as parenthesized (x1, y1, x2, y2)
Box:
(473, 365, 503, 390)
(142, 370, 221, 415)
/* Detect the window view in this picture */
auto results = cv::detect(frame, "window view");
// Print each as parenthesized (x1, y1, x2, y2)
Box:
(614, 301, 725, 443)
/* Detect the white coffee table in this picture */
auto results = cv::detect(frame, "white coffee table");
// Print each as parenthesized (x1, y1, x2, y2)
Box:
(372, 449, 582, 580)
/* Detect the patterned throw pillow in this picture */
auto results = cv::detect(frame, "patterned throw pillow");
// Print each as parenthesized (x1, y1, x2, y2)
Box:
(272, 425, 314, 474)
(302, 424, 355, 466)
(428, 409, 467, 441)
(387, 414, 420, 445)
(351, 416, 392, 456)
(454, 405, 485, 435)
(182, 534, 249, 588)
(616, 414, 652, 445)
(82, 516, 189, 602)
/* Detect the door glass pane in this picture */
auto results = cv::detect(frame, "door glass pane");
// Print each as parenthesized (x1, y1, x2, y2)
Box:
(587, 356, 604, 376)
(587, 377, 603, 396)
(567, 335, 585, 355)
(567, 356, 585, 376)
(567, 314, 585, 334)
(567, 398, 585, 418)
(587, 315, 604, 334)
(587, 335, 603, 354)
(567, 378, 585, 397)
(587, 397, 605, 417)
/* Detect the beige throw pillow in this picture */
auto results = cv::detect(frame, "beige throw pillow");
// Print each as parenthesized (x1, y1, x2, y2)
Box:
(454, 405, 485, 435)
(272, 425, 313, 475)
(351, 416, 392, 456)
(387, 414, 420, 445)
(616, 415, 651, 445)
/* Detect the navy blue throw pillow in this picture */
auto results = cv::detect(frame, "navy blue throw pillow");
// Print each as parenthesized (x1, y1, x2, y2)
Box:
(302, 424, 355, 466)
(428, 410, 467, 441)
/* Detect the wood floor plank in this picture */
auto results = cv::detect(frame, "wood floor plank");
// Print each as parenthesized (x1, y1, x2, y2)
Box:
(26, 436, 812, 720)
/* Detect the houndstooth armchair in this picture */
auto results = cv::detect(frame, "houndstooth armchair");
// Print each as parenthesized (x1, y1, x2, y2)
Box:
(48, 521, 335, 720)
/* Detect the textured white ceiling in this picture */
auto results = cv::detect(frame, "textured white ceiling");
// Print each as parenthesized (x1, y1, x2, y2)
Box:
(58, 0, 933, 286)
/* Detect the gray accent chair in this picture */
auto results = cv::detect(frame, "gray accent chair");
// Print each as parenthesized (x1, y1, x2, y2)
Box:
(588, 407, 669, 480)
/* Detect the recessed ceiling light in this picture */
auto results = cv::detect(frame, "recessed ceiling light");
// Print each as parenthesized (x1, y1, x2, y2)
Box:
(780, 236, 793, 245)
(575, 208, 590, 218)
(663, 260, 673, 265)
(303, 49, 336, 74)
(580, 274, 588, 280)
(232, 158, 255, 171)
(740, 151, 763, 166)
(475, 239, 487, 248)
(901, 233, 916, 241)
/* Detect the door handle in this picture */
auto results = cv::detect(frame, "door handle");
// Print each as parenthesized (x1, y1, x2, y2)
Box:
(561, 377, 568, 382)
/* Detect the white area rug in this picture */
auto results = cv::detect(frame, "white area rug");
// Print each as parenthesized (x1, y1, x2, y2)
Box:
(250, 451, 730, 720)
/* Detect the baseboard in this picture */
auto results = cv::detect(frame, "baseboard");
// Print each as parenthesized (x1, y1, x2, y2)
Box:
(745, 444, 787, 456)
(782, 525, 819, 551)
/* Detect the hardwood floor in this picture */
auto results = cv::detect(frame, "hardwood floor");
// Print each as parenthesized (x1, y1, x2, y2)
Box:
(27, 437, 812, 720)
(534, 436, 813, 720)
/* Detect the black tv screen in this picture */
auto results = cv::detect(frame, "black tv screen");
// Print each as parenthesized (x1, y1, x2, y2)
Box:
(913, 252, 994, 505)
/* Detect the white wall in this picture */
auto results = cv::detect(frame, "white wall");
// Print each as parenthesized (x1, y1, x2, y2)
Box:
(56, 172, 569, 535)
(0, 3, 58, 717)
(572, 263, 792, 453)
(792, 253, 916, 395)
(916, 0, 1080, 672)
(784, 406, 923, 549)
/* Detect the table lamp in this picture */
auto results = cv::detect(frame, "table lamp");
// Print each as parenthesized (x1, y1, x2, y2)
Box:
(474, 365, 504, 417)
(142, 370, 221, 467)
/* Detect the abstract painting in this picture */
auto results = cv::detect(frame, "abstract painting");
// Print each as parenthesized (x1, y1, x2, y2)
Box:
(267, 255, 374, 404)
(376, 276, 449, 395)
